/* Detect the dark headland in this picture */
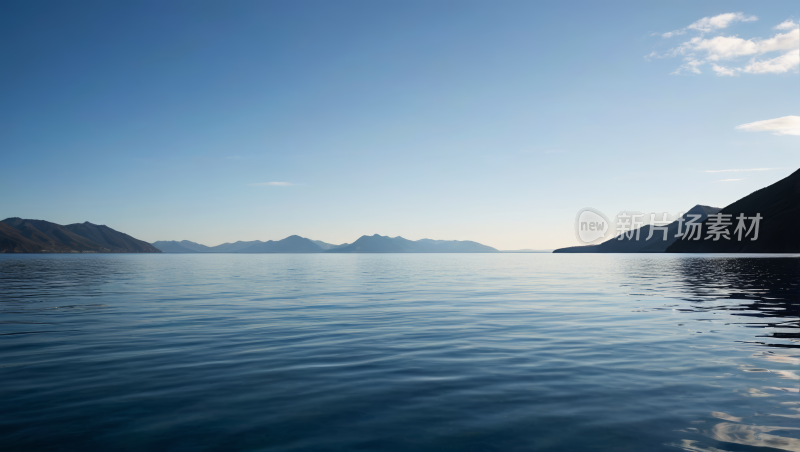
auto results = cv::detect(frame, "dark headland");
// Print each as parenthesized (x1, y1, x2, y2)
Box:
(0, 218, 160, 253)
(553, 205, 721, 253)
(666, 168, 800, 253)
(553, 168, 800, 254)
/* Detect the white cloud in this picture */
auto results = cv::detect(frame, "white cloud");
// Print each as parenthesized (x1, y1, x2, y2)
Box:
(687, 12, 757, 33)
(735, 116, 800, 136)
(684, 35, 758, 59)
(704, 168, 781, 173)
(652, 16, 799, 75)
(774, 19, 798, 31)
(743, 49, 800, 74)
(674, 29, 798, 60)
(715, 179, 743, 182)
(662, 30, 685, 39)
(757, 28, 800, 52)
(249, 182, 296, 186)
(662, 12, 757, 38)
(679, 57, 704, 74)
(712, 64, 738, 76)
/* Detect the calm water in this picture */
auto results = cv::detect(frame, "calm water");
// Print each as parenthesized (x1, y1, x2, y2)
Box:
(1, 254, 798, 452)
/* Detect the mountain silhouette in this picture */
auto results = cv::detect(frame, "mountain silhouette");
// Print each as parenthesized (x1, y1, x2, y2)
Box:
(0, 222, 60, 252)
(667, 169, 800, 253)
(152, 237, 327, 253)
(209, 241, 263, 253)
(168, 240, 213, 252)
(326, 234, 498, 253)
(0, 218, 160, 253)
(312, 240, 348, 250)
(152, 235, 496, 253)
(151, 240, 263, 253)
(64, 222, 162, 253)
(553, 205, 721, 253)
(151, 241, 204, 253)
(237, 235, 324, 253)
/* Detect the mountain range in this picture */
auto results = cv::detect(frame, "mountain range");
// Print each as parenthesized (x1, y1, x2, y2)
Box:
(151, 236, 347, 253)
(152, 234, 498, 253)
(326, 235, 497, 253)
(0, 218, 161, 253)
(5, 168, 797, 254)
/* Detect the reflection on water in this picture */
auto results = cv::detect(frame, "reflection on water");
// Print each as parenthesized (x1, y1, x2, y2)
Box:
(675, 258, 799, 348)
(663, 257, 800, 452)
(673, 422, 800, 452)
(0, 254, 798, 451)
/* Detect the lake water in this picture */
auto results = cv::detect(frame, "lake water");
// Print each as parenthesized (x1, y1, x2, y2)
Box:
(1, 254, 798, 452)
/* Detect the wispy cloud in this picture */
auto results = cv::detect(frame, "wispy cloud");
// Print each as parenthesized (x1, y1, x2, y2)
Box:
(249, 182, 297, 186)
(715, 179, 743, 182)
(774, 19, 798, 31)
(650, 14, 799, 76)
(711, 64, 739, 76)
(741, 49, 800, 74)
(704, 168, 782, 173)
(735, 116, 800, 136)
(661, 12, 757, 38)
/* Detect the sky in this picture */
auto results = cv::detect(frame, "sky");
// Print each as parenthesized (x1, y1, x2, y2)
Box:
(1, 0, 798, 250)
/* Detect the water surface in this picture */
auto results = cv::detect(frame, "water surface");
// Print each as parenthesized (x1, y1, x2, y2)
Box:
(1, 254, 798, 451)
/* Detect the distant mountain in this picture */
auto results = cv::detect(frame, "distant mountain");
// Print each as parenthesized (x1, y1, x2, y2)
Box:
(209, 241, 263, 253)
(153, 237, 327, 253)
(0, 218, 160, 253)
(667, 169, 800, 253)
(152, 241, 202, 253)
(237, 235, 324, 253)
(151, 240, 266, 253)
(152, 235, 495, 253)
(326, 234, 498, 253)
(414, 238, 498, 253)
(312, 240, 348, 250)
(172, 240, 213, 252)
(553, 205, 721, 253)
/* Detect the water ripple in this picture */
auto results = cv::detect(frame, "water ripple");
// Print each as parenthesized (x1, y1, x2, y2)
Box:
(0, 254, 798, 451)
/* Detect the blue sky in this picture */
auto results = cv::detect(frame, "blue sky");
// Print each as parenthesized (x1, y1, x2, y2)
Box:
(1, 0, 797, 249)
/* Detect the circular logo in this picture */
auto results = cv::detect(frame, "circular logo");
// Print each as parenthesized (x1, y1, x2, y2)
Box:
(574, 208, 610, 244)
